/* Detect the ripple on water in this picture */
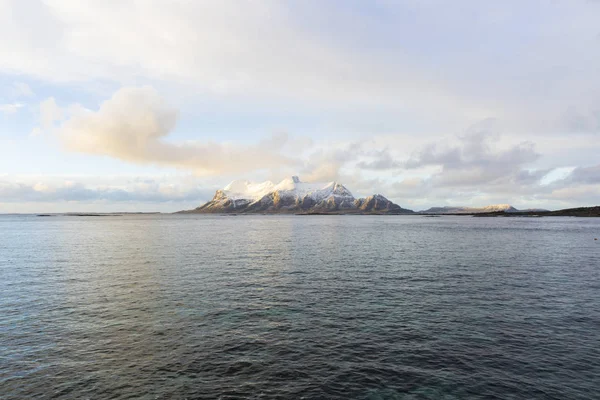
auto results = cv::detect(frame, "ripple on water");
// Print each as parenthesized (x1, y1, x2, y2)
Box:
(1, 214, 599, 399)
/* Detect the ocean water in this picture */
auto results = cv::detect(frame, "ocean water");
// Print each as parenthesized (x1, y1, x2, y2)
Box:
(1, 214, 599, 399)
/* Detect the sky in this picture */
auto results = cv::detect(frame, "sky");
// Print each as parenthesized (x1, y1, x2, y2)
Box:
(1, 0, 599, 213)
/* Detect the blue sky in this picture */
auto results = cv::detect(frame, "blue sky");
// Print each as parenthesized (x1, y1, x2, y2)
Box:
(1, 0, 599, 212)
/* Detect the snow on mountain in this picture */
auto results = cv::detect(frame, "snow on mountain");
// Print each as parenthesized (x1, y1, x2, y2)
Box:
(222, 176, 354, 203)
(223, 179, 276, 200)
(186, 176, 413, 214)
(480, 204, 519, 213)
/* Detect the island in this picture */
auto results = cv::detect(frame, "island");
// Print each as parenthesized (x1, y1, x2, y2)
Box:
(178, 176, 414, 214)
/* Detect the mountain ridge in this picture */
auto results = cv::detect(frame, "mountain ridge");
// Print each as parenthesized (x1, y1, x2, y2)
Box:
(180, 176, 414, 214)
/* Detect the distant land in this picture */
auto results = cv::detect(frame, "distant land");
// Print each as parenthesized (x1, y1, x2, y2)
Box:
(472, 206, 600, 218)
(177, 176, 599, 217)
(420, 205, 549, 214)
(33, 212, 161, 217)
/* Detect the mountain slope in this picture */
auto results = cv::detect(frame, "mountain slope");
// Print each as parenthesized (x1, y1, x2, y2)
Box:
(354, 194, 413, 214)
(183, 176, 413, 214)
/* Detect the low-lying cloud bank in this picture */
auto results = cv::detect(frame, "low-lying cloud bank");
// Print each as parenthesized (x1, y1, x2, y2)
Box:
(0, 177, 213, 205)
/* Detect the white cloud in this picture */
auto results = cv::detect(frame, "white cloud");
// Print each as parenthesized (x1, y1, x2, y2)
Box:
(0, 0, 502, 121)
(0, 102, 24, 114)
(0, 174, 217, 212)
(29, 97, 64, 135)
(55, 86, 299, 176)
(0, 1, 598, 132)
(39, 97, 63, 128)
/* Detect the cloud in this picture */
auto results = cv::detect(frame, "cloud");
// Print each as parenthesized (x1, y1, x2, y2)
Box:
(548, 185, 600, 203)
(356, 148, 402, 170)
(304, 124, 564, 209)
(404, 130, 540, 186)
(563, 164, 600, 184)
(0, 0, 518, 121)
(55, 86, 298, 176)
(561, 106, 600, 133)
(29, 97, 65, 136)
(300, 142, 364, 182)
(39, 97, 63, 128)
(0, 177, 214, 204)
(0, 102, 24, 114)
(1, 0, 599, 141)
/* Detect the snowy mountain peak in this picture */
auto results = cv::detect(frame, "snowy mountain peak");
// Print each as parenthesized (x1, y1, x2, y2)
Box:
(480, 204, 518, 212)
(188, 176, 413, 214)
(223, 179, 276, 200)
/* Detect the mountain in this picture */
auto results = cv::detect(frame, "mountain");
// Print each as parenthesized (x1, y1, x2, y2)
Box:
(355, 194, 410, 213)
(181, 176, 414, 214)
(420, 204, 521, 214)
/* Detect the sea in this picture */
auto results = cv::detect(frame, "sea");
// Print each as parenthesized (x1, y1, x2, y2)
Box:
(1, 214, 599, 399)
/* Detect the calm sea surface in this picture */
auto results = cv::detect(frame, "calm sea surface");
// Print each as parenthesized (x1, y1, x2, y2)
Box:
(1, 214, 599, 399)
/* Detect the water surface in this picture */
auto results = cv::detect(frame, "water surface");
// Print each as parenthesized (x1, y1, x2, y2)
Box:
(1, 215, 599, 399)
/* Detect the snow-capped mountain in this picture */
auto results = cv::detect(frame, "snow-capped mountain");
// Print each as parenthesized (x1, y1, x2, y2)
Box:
(185, 176, 413, 214)
(420, 204, 523, 214)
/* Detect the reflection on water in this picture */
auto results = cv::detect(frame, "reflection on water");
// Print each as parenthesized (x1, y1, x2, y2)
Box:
(1, 214, 599, 399)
